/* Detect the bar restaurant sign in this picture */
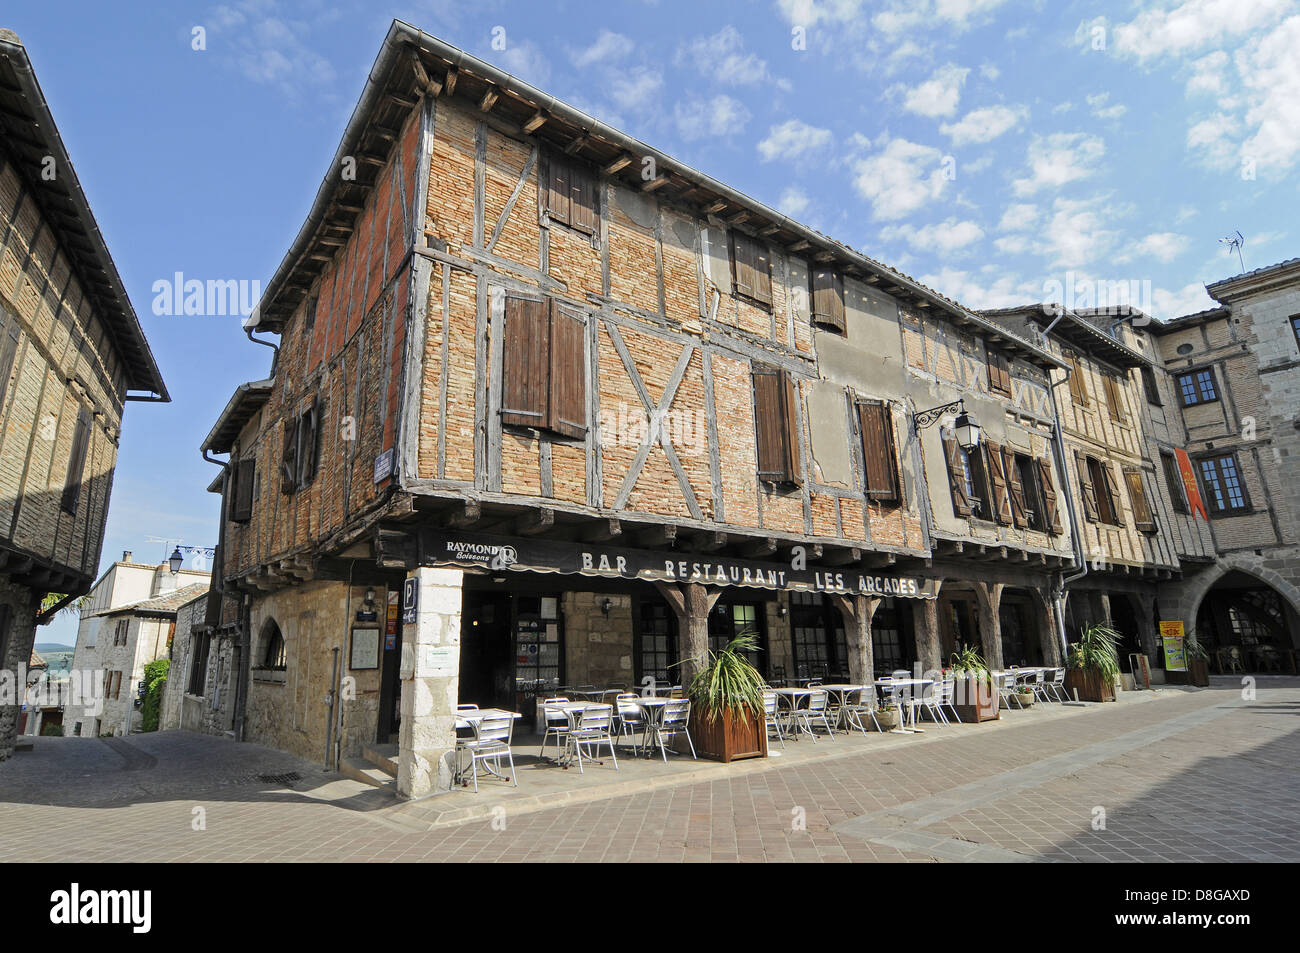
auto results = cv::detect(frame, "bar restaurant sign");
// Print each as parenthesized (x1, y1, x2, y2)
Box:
(420, 528, 935, 599)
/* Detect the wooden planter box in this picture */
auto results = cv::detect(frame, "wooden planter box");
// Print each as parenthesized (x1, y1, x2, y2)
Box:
(681, 707, 768, 763)
(951, 677, 1000, 723)
(1189, 660, 1210, 687)
(1064, 668, 1116, 702)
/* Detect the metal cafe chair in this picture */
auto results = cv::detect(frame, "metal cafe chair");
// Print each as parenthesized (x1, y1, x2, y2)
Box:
(565, 704, 619, 774)
(539, 697, 571, 760)
(643, 698, 697, 762)
(787, 689, 836, 742)
(841, 687, 883, 735)
(917, 679, 948, 725)
(458, 713, 518, 793)
(613, 692, 644, 746)
(996, 672, 1025, 710)
(1045, 667, 1068, 702)
(762, 689, 787, 750)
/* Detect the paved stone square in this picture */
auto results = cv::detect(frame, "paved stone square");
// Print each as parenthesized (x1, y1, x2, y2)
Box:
(2, 679, 1297, 862)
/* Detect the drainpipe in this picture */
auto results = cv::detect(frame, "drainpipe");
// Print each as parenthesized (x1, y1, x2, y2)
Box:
(245, 326, 279, 375)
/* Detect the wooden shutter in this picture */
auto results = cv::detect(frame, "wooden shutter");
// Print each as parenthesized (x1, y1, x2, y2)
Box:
(1103, 374, 1125, 422)
(502, 296, 550, 428)
(984, 440, 1012, 525)
(751, 239, 773, 307)
(280, 417, 298, 494)
(232, 458, 255, 523)
(1141, 365, 1162, 406)
(942, 433, 972, 518)
(732, 232, 772, 307)
(753, 367, 797, 483)
(297, 400, 319, 488)
(857, 400, 898, 502)
(1161, 452, 1187, 514)
(1099, 462, 1125, 526)
(1067, 353, 1089, 405)
(1076, 450, 1099, 522)
(1036, 457, 1063, 534)
(0, 315, 19, 412)
(812, 268, 845, 333)
(986, 351, 1011, 397)
(568, 163, 598, 234)
(1004, 448, 1029, 529)
(1125, 468, 1156, 532)
(545, 155, 571, 225)
(61, 409, 91, 515)
(547, 300, 587, 439)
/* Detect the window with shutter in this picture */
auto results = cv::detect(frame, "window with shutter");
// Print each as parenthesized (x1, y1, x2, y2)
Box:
(1141, 365, 1162, 406)
(753, 367, 798, 484)
(986, 350, 1012, 397)
(60, 409, 91, 515)
(942, 433, 972, 518)
(502, 296, 550, 429)
(280, 417, 299, 494)
(1076, 450, 1099, 522)
(1103, 374, 1125, 422)
(1036, 457, 1063, 534)
(297, 400, 319, 488)
(0, 315, 19, 413)
(1160, 451, 1187, 514)
(1004, 447, 1029, 529)
(812, 268, 845, 334)
(731, 232, 772, 308)
(1066, 352, 1089, 405)
(856, 400, 898, 502)
(1098, 460, 1125, 526)
(1125, 468, 1156, 532)
(984, 440, 1013, 525)
(547, 301, 587, 439)
(544, 154, 597, 233)
(232, 458, 255, 523)
(545, 155, 571, 226)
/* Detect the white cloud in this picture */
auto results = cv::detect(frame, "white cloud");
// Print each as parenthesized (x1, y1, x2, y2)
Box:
(1237, 15, 1300, 172)
(1185, 50, 1231, 97)
(997, 203, 1040, 232)
(495, 41, 552, 88)
(1012, 133, 1105, 195)
(1109, 0, 1290, 64)
(1039, 196, 1121, 267)
(1153, 282, 1216, 319)
(209, 1, 335, 97)
(896, 64, 970, 117)
(777, 187, 812, 217)
(677, 25, 787, 88)
(880, 219, 986, 254)
(1186, 112, 1241, 168)
(849, 134, 953, 220)
(979, 62, 1000, 80)
(674, 95, 751, 140)
(1134, 232, 1191, 263)
(1086, 92, 1128, 120)
(940, 104, 1027, 144)
(571, 30, 634, 67)
(919, 267, 1038, 310)
(608, 66, 663, 111)
(776, 0, 869, 27)
(758, 119, 834, 162)
(873, 0, 1013, 37)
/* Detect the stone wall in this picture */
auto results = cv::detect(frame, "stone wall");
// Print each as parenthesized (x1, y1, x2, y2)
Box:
(561, 592, 634, 688)
(0, 575, 36, 758)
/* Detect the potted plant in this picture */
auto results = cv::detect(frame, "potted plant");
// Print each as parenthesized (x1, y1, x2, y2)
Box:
(874, 704, 902, 731)
(1185, 633, 1210, 687)
(1064, 622, 1121, 702)
(679, 635, 768, 763)
(1015, 683, 1036, 706)
(947, 643, 1000, 722)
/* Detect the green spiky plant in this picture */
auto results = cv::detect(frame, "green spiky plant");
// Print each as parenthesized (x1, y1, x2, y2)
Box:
(1067, 621, 1122, 681)
(948, 643, 992, 685)
(684, 634, 766, 721)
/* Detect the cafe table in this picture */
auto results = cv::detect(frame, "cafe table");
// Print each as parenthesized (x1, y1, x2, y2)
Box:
(453, 708, 522, 783)
(872, 678, 933, 733)
(817, 684, 869, 732)
(621, 696, 670, 756)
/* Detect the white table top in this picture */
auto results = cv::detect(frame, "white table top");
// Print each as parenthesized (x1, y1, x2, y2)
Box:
(874, 678, 933, 687)
(455, 708, 521, 727)
(770, 686, 816, 695)
(819, 683, 868, 692)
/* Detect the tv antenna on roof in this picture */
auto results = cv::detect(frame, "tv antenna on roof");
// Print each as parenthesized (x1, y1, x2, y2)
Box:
(1219, 231, 1246, 273)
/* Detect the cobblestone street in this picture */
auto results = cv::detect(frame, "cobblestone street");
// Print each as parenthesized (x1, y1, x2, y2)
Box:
(3, 680, 1297, 863)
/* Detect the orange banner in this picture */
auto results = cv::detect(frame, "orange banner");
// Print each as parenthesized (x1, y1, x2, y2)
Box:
(1175, 449, 1208, 520)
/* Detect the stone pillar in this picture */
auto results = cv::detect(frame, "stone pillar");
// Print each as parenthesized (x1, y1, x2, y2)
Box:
(654, 582, 718, 687)
(831, 594, 880, 684)
(913, 594, 943, 674)
(1133, 592, 1160, 663)
(0, 580, 38, 760)
(396, 567, 464, 798)
(973, 582, 1005, 670)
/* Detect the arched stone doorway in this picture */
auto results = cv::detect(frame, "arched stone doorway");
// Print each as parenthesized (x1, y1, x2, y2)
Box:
(1195, 570, 1300, 674)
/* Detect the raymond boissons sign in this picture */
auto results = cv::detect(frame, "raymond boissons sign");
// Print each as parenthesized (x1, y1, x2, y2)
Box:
(420, 528, 935, 599)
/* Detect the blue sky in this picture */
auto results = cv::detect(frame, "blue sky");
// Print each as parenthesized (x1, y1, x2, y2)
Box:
(14, 0, 1293, 642)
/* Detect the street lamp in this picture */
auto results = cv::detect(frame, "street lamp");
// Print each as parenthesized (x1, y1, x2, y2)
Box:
(913, 399, 982, 451)
(168, 547, 184, 573)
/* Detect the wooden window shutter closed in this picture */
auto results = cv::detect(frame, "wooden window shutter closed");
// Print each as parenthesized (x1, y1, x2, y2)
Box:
(942, 433, 972, 518)
(857, 401, 899, 502)
(1141, 365, 1162, 406)
(233, 458, 255, 523)
(753, 367, 797, 483)
(547, 301, 587, 438)
(1099, 462, 1125, 526)
(297, 400, 319, 488)
(1076, 450, 1099, 521)
(1103, 375, 1125, 422)
(812, 268, 845, 333)
(280, 417, 299, 494)
(1067, 353, 1089, 405)
(782, 375, 801, 483)
(0, 316, 19, 412)
(752, 240, 773, 306)
(569, 163, 598, 234)
(1161, 452, 1187, 514)
(546, 156, 571, 226)
(61, 409, 91, 515)
(1125, 468, 1156, 532)
(502, 296, 550, 428)
(1003, 447, 1029, 529)
(987, 351, 1011, 397)
(984, 440, 1013, 525)
(1036, 457, 1063, 534)
(731, 232, 755, 302)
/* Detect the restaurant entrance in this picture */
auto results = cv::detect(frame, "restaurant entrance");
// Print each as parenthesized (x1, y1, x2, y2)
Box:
(459, 587, 564, 728)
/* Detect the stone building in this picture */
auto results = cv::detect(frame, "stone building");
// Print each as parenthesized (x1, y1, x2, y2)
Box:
(0, 31, 169, 758)
(158, 588, 237, 736)
(64, 555, 208, 737)
(1153, 259, 1300, 670)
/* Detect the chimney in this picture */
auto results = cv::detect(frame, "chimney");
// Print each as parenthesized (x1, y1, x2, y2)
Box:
(122, 551, 133, 562)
